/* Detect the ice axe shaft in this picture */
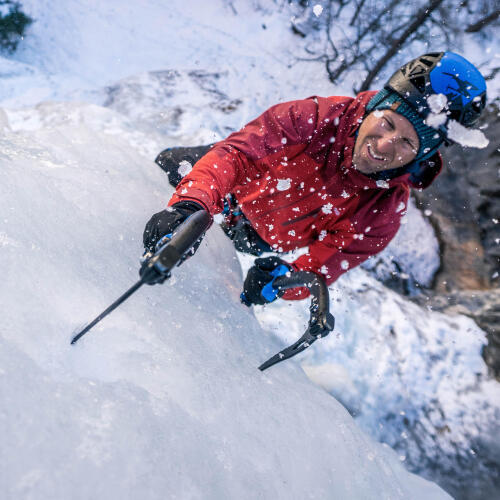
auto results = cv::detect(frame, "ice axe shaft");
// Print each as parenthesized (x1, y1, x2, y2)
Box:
(71, 280, 144, 344)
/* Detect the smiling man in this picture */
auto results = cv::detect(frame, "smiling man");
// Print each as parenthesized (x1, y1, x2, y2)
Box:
(143, 52, 487, 304)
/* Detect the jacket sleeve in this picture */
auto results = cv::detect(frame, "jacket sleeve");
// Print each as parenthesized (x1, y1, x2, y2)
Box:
(282, 190, 410, 300)
(168, 98, 321, 213)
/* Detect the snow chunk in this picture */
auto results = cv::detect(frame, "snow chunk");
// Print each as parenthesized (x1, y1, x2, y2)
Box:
(281, 137, 287, 144)
(425, 113, 447, 128)
(373, 110, 384, 118)
(318, 230, 327, 241)
(396, 202, 406, 213)
(178, 160, 192, 177)
(376, 180, 390, 189)
(322, 203, 333, 214)
(447, 120, 489, 148)
(320, 265, 328, 274)
(277, 178, 292, 191)
(213, 213, 224, 224)
(341, 190, 350, 198)
(313, 4, 324, 16)
(340, 260, 349, 270)
(427, 93, 447, 113)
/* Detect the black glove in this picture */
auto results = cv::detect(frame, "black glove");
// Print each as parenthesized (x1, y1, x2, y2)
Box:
(142, 201, 204, 252)
(241, 257, 292, 306)
(140, 201, 204, 285)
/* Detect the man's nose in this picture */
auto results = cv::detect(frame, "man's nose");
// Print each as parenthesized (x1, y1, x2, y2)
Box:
(376, 133, 396, 153)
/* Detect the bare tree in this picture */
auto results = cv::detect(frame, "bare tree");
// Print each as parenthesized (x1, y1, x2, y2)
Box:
(287, 0, 499, 92)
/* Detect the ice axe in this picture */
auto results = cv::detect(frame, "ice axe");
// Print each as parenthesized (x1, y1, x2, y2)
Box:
(255, 271, 335, 371)
(70, 210, 212, 345)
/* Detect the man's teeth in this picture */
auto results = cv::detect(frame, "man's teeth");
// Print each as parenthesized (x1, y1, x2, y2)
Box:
(368, 144, 384, 160)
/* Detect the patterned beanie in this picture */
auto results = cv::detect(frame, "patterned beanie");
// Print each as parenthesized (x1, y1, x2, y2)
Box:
(366, 88, 443, 162)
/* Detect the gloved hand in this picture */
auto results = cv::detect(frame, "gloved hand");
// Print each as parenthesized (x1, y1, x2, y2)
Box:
(241, 256, 292, 306)
(140, 201, 204, 285)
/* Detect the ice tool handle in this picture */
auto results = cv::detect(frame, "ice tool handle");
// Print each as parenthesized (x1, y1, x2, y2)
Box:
(140, 210, 212, 284)
(258, 271, 335, 371)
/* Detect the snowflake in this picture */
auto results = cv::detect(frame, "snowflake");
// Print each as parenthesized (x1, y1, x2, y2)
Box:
(318, 230, 327, 241)
(341, 190, 350, 198)
(322, 203, 333, 214)
(277, 178, 292, 191)
(288, 230, 296, 236)
(396, 202, 406, 213)
(427, 93, 448, 113)
(313, 4, 323, 16)
(340, 260, 349, 270)
(178, 160, 192, 177)
(320, 265, 328, 274)
(376, 180, 390, 189)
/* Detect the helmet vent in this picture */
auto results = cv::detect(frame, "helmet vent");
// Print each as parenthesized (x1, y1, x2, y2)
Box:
(410, 76, 426, 93)
(449, 109, 462, 123)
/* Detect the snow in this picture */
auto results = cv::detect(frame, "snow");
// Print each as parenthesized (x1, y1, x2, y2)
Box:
(276, 178, 291, 191)
(446, 119, 489, 148)
(313, 4, 324, 17)
(0, 98, 449, 500)
(425, 112, 447, 128)
(426, 94, 448, 114)
(177, 159, 193, 177)
(321, 202, 333, 214)
(376, 179, 390, 189)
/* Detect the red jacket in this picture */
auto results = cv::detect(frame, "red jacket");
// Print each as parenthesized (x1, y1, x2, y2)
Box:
(169, 91, 442, 299)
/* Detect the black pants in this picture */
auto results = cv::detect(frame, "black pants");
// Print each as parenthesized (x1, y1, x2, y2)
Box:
(155, 145, 272, 257)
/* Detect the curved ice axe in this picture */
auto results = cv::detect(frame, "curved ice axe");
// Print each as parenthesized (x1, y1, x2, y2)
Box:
(258, 271, 335, 371)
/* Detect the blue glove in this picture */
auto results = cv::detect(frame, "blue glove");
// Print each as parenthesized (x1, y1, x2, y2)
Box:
(241, 257, 291, 306)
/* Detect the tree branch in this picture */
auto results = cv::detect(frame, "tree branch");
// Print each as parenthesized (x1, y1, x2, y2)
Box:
(358, 0, 446, 92)
(465, 9, 500, 33)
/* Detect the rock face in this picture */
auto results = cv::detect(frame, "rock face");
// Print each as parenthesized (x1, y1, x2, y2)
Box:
(413, 101, 500, 379)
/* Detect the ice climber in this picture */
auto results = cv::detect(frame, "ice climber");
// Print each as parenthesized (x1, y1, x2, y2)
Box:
(142, 52, 487, 306)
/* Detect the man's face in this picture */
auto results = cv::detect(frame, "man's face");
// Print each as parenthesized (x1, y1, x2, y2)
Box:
(352, 109, 420, 175)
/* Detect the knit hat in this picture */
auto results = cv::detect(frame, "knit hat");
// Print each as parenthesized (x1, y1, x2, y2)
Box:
(366, 88, 443, 162)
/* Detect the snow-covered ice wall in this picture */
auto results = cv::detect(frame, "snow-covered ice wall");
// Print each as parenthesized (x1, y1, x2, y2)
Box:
(0, 101, 450, 499)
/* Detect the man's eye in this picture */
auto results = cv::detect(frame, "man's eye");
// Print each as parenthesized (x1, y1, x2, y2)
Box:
(383, 118, 394, 130)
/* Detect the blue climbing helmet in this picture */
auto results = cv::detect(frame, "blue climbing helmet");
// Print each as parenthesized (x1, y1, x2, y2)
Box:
(385, 52, 487, 144)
